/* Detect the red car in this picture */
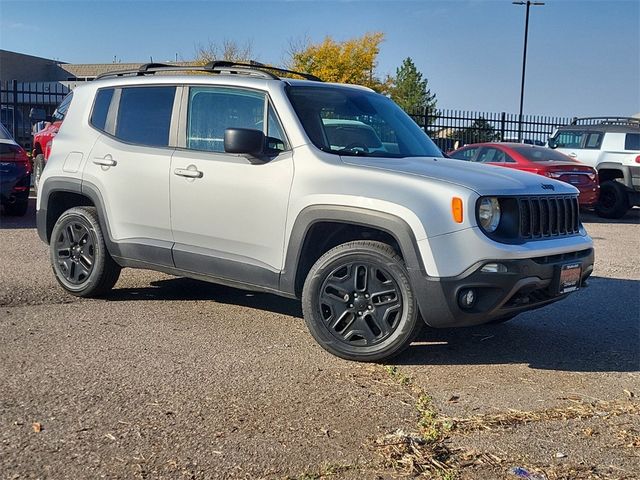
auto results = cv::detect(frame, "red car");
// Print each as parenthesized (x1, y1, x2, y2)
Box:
(449, 143, 599, 207)
(31, 92, 73, 192)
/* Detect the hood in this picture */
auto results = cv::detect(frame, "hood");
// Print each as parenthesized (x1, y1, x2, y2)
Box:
(341, 156, 579, 196)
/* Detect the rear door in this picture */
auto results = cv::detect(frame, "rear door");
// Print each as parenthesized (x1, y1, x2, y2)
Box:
(83, 85, 178, 264)
(169, 85, 293, 284)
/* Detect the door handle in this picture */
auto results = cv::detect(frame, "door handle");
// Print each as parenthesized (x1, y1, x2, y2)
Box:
(93, 155, 117, 167)
(174, 167, 203, 178)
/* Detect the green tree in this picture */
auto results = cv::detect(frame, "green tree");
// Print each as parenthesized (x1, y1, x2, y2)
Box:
(389, 57, 437, 120)
(450, 117, 500, 145)
(288, 32, 391, 93)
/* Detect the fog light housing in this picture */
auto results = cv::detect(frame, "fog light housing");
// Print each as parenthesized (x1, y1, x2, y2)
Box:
(458, 288, 476, 309)
(481, 262, 508, 273)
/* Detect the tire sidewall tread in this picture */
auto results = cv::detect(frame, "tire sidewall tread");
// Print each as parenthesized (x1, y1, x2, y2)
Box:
(302, 240, 422, 362)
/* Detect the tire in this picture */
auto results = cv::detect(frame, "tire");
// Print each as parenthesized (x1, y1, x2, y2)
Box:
(33, 154, 45, 194)
(596, 180, 630, 219)
(49, 206, 121, 297)
(302, 240, 422, 362)
(2, 197, 29, 217)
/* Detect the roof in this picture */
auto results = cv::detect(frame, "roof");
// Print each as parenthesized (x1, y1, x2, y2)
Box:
(556, 124, 639, 134)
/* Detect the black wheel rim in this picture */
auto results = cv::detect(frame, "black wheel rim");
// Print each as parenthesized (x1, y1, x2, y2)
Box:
(54, 221, 95, 285)
(318, 262, 404, 347)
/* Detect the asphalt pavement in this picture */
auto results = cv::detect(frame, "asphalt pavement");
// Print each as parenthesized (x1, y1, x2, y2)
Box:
(1, 200, 638, 479)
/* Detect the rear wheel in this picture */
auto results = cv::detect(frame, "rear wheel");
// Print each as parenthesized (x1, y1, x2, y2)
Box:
(2, 195, 29, 217)
(302, 241, 422, 362)
(50, 206, 121, 297)
(596, 180, 630, 219)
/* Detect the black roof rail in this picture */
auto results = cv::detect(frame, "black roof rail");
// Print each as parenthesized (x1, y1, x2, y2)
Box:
(570, 116, 640, 127)
(96, 60, 322, 82)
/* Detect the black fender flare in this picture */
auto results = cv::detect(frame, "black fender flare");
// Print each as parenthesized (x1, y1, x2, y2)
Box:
(278, 205, 427, 296)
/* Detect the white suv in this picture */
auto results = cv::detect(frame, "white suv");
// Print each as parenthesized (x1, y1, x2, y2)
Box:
(37, 62, 594, 361)
(548, 118, 640, 218)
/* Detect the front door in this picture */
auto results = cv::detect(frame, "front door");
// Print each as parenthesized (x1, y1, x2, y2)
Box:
(169, 86, 293, 288)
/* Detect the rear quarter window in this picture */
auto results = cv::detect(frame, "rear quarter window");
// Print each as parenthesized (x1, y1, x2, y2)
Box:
(90, 88, 115, 132)
(624, 133, 640, 151)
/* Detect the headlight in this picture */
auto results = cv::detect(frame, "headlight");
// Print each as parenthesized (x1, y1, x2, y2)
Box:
(478, 197, 501, 232)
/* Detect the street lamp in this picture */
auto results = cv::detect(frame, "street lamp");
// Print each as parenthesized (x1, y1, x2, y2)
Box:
(513, 1, 545, 142)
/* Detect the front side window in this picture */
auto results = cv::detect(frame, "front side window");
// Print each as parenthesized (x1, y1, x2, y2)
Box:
(115, 86, 175, 147)
(287, 85, 441, 158)
(187, 87, 266, 153)
(625, 133, 640, 151)
(552, 130, 585, 149)
(450, 147, 478, 161)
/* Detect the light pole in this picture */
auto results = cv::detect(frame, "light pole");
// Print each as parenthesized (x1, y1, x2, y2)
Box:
(513, 1, 544, 142)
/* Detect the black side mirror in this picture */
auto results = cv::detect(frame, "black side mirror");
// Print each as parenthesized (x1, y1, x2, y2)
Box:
(29, 107, 47, 123)
(224, 128, 267, 163)
(547, 138, 557, 149)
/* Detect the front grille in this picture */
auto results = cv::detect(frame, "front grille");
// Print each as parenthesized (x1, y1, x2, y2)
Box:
(518, 196, 580, 239)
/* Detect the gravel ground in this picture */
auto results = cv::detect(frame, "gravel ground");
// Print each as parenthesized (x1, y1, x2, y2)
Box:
(1, 200, 638, 479)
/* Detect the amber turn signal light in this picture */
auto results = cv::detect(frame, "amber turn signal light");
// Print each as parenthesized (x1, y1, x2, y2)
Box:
(451, 197, 463, 223)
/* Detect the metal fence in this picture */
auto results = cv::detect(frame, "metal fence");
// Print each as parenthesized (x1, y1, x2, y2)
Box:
(409, 108, 575, 152)
(1, 79, 580, 154)
(0, 80, 70, 149)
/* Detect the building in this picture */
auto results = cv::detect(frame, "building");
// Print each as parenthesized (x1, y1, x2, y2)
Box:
(0, 49, 194, 85)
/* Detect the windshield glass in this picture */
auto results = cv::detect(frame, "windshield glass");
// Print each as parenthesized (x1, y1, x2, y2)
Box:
(513, 146, 574, 162)
(286, 85, 441, 158)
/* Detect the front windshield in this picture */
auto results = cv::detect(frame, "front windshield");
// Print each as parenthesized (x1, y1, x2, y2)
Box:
(286, 85, 442, 158)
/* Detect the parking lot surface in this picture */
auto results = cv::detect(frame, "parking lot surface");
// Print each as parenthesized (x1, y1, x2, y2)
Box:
(1, 200, 638, 479)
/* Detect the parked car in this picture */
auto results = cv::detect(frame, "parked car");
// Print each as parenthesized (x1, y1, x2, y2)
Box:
(548, 117, 640, 218)
(449, 143, 599, 207)
(0, 123, 31, 216)
(31, 93, 73, 193)
(36, 61, 594, 362)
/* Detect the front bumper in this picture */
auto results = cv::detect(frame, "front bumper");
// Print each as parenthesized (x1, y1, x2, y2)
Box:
(412, 248, 594, 328)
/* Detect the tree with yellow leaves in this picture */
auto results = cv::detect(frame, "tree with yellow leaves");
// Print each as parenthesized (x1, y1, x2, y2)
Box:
(289, 32, 391, 93)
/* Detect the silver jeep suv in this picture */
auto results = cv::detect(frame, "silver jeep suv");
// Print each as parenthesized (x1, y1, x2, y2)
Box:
(37, 62, 594, 361)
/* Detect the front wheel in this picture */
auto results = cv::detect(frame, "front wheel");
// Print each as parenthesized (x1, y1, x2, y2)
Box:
(302, 241, 422, 362)
(50, 206, 121, 297)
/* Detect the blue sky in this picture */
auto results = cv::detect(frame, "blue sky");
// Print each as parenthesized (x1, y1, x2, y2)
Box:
(1, 0, 638, 117)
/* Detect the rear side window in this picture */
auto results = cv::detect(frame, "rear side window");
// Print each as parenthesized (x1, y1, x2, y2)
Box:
(625, 133, 640, 151)
(476, 147, 515, 163)
(584, 132, 602, 149)
(90, 88, 114, 131)
(115, 86, 175, 147)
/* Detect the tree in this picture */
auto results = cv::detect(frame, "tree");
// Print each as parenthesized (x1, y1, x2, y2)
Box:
(288, 32, 391, 93)
(389, 57, 436, 119)
(451, 117, 500, 145)
(194, 40, 254, 64)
